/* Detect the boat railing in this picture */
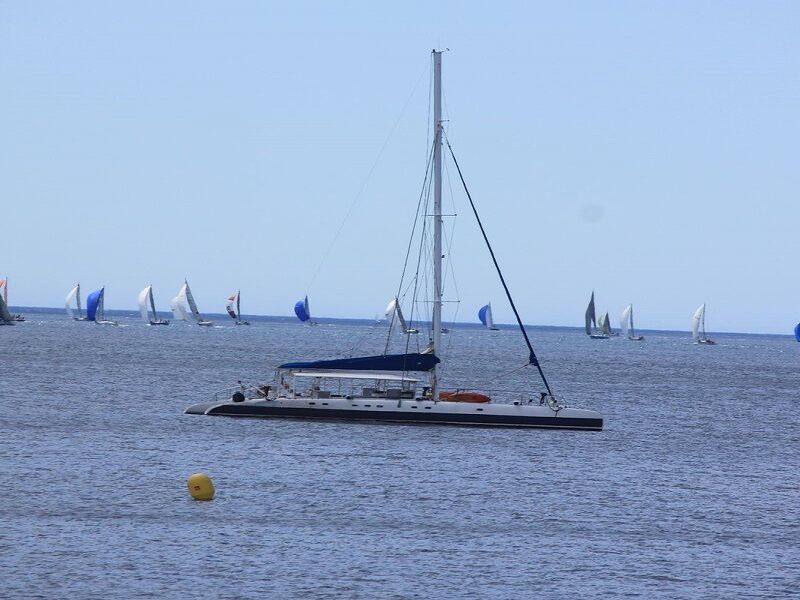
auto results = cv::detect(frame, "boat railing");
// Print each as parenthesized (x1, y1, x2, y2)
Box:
(207, 384, 271, 403)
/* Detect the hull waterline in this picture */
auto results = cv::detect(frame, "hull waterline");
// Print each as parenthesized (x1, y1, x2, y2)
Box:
(186, 397, 603, 431)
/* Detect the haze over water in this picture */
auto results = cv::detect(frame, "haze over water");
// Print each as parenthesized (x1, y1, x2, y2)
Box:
(2, 314, 798, 598)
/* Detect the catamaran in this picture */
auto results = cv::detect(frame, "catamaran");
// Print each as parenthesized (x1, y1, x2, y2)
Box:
(478, 303, 500, 330)
(692, 303, 715, 345)
(585, 292, 609, 339)
(385, 298, 419, 334)
(86, 287, 119, 325)
(171, 280, 213, 326)
(65, 283, 89, 321)
(226, 290, 250, 325)
(620, 304, 644, 341)
(0, 278, 24, 321)
(187, 52, 602, 430)
(138, 285, 169, 325)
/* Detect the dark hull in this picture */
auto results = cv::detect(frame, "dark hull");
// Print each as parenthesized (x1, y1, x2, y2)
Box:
(199, 403, 603, 431)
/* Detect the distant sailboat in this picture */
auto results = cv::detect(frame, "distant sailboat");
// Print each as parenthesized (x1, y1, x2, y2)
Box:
(601, 312, 614, 336)
(65, 283, 89, 321)
(138, 285, 169, 325)
(226, 290, 250, 325)
(585, 292, 609, 339)
(620, 304, 644, 341)
(692, 303, 715, 345)
(385, 298, 419, 334)
(0, 278, 24, 321)
(86, 287, 119, 325)
(0, 287, 14, 325)
(294, 296, 316, 324)
(478, 303, 500, 330)
(172, 280, 213, 326)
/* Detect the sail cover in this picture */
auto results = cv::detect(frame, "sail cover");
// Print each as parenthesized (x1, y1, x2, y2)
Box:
(86, 288, 103, 322)
(280, 353, 440, 372)
(295, 296, 310, 322)
(585, 292, 597, 335)
(171, 285, 190, 321)
(138, 286, 151, 323)
(620, 305, 632, 337)
(65, 285, 79, 319)
(692, 304, 705, 340)
(226, 292, 238, 319)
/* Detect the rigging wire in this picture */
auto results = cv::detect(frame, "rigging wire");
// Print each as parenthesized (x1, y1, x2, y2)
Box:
(443, 132, 554, 397)
(306, 61, 431, 293)
(385, 138, 436, 354)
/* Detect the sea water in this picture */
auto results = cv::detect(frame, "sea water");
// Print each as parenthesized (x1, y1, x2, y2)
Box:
(1, 312, 798, 599)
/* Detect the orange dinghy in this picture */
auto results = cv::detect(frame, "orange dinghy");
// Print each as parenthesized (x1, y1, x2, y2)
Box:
(439, 391, 491, 403)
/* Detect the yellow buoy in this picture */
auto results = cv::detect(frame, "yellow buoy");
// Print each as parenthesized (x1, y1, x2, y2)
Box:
(187, 473, 215, 501)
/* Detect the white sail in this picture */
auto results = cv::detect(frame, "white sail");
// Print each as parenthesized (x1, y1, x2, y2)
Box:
(184, 281, 206, 323)
(385, 298, 409, 332)
(65, 285, 79, 319)
(96, 289, 105, 322)
(620, 305, 632, 337)
(171, 284, 190, 321)
(138, 286, 152, 323)
(485, 303, 495, 329)
(692, 304, 705, 341)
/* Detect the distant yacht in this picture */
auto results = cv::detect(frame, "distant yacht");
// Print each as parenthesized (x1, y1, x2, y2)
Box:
(585, 292, 609, 339)
(86, 287, 119, 326)
(171, 280, 213, 326)
(599, 311, 617, 337)
(692, 303, 716, 345)
(0, 278, 24, 321)
(0, 287, 14, 325)
(385, 297, 419, 334)
(65, 283, 89, 321)
(620, 304, 644, 341)
(294, 296, 316, 325)
(226, 290, 250, 325)
(478, 303, 500, 330)
(138, 285, 169, 325)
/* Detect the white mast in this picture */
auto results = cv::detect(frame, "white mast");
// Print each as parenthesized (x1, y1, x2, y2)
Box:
(431, 49, 443, 401)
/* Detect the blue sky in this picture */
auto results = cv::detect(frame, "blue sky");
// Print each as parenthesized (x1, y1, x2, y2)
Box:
(1, 1, 797, 333)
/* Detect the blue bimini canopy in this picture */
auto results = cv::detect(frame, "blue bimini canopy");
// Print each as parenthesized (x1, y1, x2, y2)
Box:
(279, 353, 440, 372)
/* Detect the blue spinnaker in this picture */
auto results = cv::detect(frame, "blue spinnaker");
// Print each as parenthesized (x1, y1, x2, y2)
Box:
(795, 323, 800, 342)
(478, 304, 489, 326)
(280, 353, 440, 372)
(86, 288, 103, 322)
(294, 296, 310, 322)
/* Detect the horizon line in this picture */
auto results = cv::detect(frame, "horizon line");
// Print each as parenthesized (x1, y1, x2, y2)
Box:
(8, 304, 794, 338)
